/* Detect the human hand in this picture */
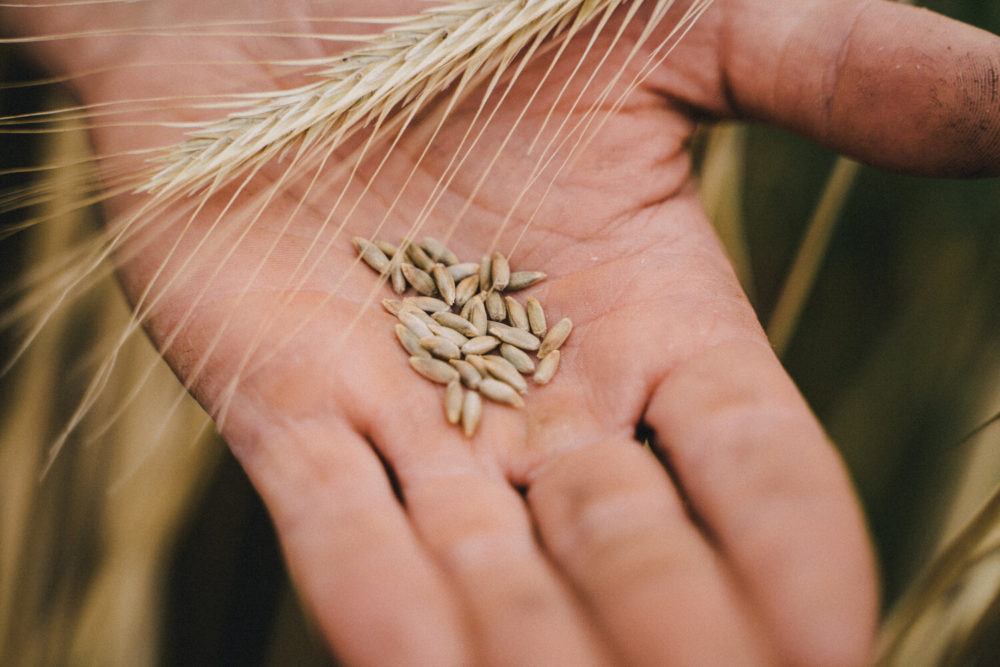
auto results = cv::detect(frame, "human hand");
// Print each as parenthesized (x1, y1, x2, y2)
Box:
(6, 0, 998, 664)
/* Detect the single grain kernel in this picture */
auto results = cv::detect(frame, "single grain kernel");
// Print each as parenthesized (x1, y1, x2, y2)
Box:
(484, 290, 506, 321)
(401, 263, 437, 296)
(500, 343, 535, 373)
(420, 335, 461, 360)
(433, 311, 480, 338)
(504, 296, 529, 331)
(432, 263, 456, 305)
(486, 321, 540, 351)
(450, 358, 483, 389)
(445, 380, 463, 424)
(478, 378, 525, 408)
(533, 349, 560, 384)
(539, 318, 572, 357)
(478, 254, 492, 292)
(461, 335, 500, 355)
(507, 271, 546, 291)
(448, 262, 480, 283)
(395, 324, 431, 358)
(409, 357, 460, 385)
(526, 297, 547, 337)
(462, 391, 483, 437)
(454, 275, 479, 307)
(423, 237, 460, 266)
(404, 296, 450, 313)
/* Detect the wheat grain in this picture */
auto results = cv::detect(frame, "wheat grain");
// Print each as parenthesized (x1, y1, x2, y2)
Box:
(409, 356, 460, 385)
(478, 378, 525, 408)
(404, 241, 436, 272)
(500, 343, 535, 373)
(431, 263, 457, 305)
(483, 355, 528, 393)
(445, 379, 464, 424)
(428, 322, 469, 347)
(490, 251, 511, 291)
(398, 309, 434, 339)
(400, 263, 437, 295)
(454, 274, 480, 306)
(450, 358, 483, 389)
(433, 311, 481, 338)
(478, 254, 492, 292)
(395, 323, 432, 358)
(507, 271, 547, 291)
(504, 295, 529, 331)
(461, 335, 501, 356)
(486, 321, 540, 351)
(404, 296, 450, 313)
(533, 349, 560, 384)
(461, 390, 483, 437)
(423, 237, 460, 266)
(538, 317, 572, 357)
(526, 297, 547, 337)
(484, 290, 507, 320)
(448, 263, 480, 283)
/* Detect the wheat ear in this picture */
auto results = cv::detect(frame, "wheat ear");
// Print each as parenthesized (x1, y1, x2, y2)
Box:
(144, 0, 671, 198)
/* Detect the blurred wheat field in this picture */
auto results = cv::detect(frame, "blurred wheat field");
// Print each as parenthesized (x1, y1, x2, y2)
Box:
(1, 1, 1000, 665)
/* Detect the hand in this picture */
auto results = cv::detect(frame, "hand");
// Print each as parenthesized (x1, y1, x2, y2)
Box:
(6, 1, 998, 664)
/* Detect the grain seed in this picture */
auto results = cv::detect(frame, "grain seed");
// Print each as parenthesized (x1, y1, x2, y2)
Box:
(449, 358, 483, 389)
(487, 321, 541, 351)
(526, 297, 547, 337)
(483, 356, 528, 393)
(500, 343, 535, 373)
(409, 357, 460, 385)
(353, 237, 391, 273)
(464, 354, 490, 377)
(454, 274, 479, 307)
(390, 264, 407, 293)
(431, 263, 456, 305)
(462, 390, 483, 437)
(403, 296, 450, 313)
(423, 237, 460, 266)
(448, 262, 480, 283)
(404, 240, 436, 271)
(445, 380, 463, 424)
(382, 298, 403, 316)
(468, 295, 488, 336)
(539, 317, 572, 358)
(398, 304, 436, 326)
(433, 311, 480, 338)
(398, 309, 433, 339)
(401, 263, 437, 296)
(428, 322, 469, 347)
(491, 251, 510, 291)
(375, 240, 399, 258)
(478, 378, 525, 408)
(504, 296, 529, 331)
(478, 254, 492, 292)
(533, 349, 560, 384)
(420, 335, 461, 360)
(461, 335, 500, 355)
(395, 324, 431, 358)
(507, 271, 547, 291)
(484, 290, 506, 321)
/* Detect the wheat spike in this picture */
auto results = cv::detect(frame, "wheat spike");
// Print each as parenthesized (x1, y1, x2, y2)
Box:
(143, 0, 685, 198)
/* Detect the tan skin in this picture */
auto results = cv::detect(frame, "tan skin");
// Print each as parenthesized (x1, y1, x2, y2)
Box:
(5, 0, 1000, 664)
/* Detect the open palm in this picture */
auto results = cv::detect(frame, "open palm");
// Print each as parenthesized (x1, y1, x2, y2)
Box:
(8, 0, 1000, 664)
